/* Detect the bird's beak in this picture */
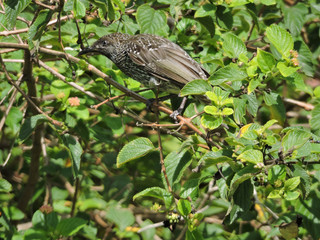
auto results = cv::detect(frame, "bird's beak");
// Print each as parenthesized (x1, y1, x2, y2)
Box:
(78, 47, 92, 56)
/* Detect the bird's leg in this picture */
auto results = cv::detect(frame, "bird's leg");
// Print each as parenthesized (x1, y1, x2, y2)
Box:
(145, 94, 175, 112)
(170, 96, 188, 120)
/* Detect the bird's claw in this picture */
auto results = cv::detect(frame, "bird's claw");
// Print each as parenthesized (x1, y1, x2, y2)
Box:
(170, 109, 183, 121)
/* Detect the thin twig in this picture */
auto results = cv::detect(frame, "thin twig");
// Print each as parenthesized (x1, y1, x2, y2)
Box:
(33, 0, 57, 11)
(70, 177, 79, 217)
(253, 187, 279, 220)
(0, 15, 72, 36)
(155, 87, 172, 193)
(283, 98, 314, 110)
(17, 50, 44, 212)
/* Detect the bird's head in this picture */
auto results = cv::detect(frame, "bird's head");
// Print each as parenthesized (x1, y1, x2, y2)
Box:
(79, 35, 118, 60)
(80, 33, 131, 61)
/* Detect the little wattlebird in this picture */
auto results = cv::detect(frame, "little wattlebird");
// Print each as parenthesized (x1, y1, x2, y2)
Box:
(79, 33, 210, 118)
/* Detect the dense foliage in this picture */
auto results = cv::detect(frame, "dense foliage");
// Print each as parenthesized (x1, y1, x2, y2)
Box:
(0, 0, 320, 239)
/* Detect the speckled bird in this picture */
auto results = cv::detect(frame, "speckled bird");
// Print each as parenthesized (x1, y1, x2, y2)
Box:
(79, 33, 209, 94)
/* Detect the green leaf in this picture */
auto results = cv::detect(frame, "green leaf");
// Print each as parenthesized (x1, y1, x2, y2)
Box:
(286, 72, 313, 96)
(50, 80, 72, 101)
(259, 119, 278, 134)
(0, 179, 12, 192)
(293, 165, 311, 198)
(4, 0, 32, 30)
(261, 0, 276, 5)
(222, 108, 233, 115)
(2, 206, 24, 220)
(263, 91, 278, 106)
(62, 134, 83, 176)
(177, 199, 192, 216)
(112, 0, 125, 13)
(180, 79, 212, 96)
(257, 48, 276, 73)
(133, 187, 173, 208)
(295, 40, 315, 77)
(67, 105, 90, 120)
(216, 5, 233, 30)
(19, 115, 48, 142)
(243, 93, 258, 117)
(229, 165, 259, 199)
(79, 198, 108, 211)
(73, 0, 86, 19)
(24, 229, 47, 240)
(194, 4, 216, 18)
(233, 98, 246, 124)
(164, 150, 192, 187)
(206, 91, 217, 103)
(194, 4, 216, 37)
(222, 33, 247, 58)
(199, 150, 233, 168)
(27, 9, 53, 49)
(106, 0, 115, 21)
(266, 24, 293, 58)
(282, 129, 311, 154)
(283, 3, 308, 37)
(195, 16, 215, 37)
(209, 65, 247, 85)
(228, 180, 253, 224)
(204, 106, 218, 115)
(117, 138, 156, 167)
(45, 212, 59, 231)
(277, 62, 299, 77)
(284, 191, 300, 201)
(56, 217, 87, 236)
(237, 149, 263, 165)
(5, 107, 23, 134)
(247, 8, 260, 31)
(186, 229, 203, 240)
(201, 114, 223, 130)
(284, 176, 301, 191)
(246, 65, 257, 78)
(136, 4, 167, 34)
(180, 178, 200, 199)
(268, 165, 286, 185)
(311, 105, 320, 131)
(32, 210, 45, 227)
(268, 189, 281, 198)
(263, 92, 286, 126)
(105, 206, 134, 231)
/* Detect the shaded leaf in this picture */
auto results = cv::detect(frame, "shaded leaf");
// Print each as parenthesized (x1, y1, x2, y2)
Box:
(137, 4, 167, 34)
(117, 138, 156, 167)
(63, 134, 83, 176)
(56, 217, 87, 236)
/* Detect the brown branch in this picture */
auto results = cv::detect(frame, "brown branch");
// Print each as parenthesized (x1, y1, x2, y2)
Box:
(156, 89, 172, 193)
(17, 50, 44, 212)
(283, 98, 314, 110)
(0, 15, 72, 36)
(33, 0, 57, 11)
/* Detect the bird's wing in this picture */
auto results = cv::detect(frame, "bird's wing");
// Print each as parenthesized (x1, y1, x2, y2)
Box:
(127, 42, 208, 86)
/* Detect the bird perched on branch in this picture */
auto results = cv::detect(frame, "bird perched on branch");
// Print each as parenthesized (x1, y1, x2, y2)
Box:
(79, 33, 209, 117)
